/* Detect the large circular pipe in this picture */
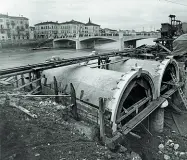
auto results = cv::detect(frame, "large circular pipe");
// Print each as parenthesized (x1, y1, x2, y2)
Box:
(107, 56, 179, 98)
(42, 64, 155, 132)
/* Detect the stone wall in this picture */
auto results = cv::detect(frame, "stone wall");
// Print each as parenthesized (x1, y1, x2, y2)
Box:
(0, 39, 50, 48)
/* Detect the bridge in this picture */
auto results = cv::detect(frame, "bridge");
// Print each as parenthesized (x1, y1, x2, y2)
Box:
(53, 32, 160, 50)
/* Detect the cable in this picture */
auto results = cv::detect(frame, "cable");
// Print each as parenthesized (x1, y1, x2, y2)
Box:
(160, 0, 187, 7)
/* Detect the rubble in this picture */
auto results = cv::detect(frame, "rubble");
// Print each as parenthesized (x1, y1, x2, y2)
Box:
(0, 89, 132, 160)
(158, 137, 187, 160)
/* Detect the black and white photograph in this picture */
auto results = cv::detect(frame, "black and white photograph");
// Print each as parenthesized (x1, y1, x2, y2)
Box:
(0, 0, 187, 159)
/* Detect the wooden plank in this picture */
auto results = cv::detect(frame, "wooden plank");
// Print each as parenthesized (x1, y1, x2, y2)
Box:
(54, 76, 59, 103)
(157, 43, 171, 53)
(0, 69, 33, 79)
(70, 83, 78, 120)
(122, 97, 166, 135)
(14, 77, 42, 91)
(10, 102, 37, 118)
(0, 80, 11, 85)
(21, 74, 25, 91)
(161, 88, 177, 98)
(129, 131, 141, 139)
(162, 81, 176, 86)
(43, 75, 47, 86)
(15, 75, 18, 87)
(160, 85, 168, 92)
(0, 94, 71, 97)
(28, 86, 40, 95)
(3, 76, 14, 83)
(116, 96, 151, 124)
(99, 97, 105, 143)
(24, 94, 70, 97)
(98, 57, 101, 69)
(171, 113, 183, 135)
(29, 72, 33, 90)
(109, 97, 166, 145)
(36, 71, 42, 89)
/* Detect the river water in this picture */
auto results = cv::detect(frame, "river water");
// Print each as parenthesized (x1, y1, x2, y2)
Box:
(0, 38, 155, 69)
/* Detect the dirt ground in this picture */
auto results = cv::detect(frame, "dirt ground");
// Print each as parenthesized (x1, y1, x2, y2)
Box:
(0, 87, 132, 160)
(1, 87, 187, 160)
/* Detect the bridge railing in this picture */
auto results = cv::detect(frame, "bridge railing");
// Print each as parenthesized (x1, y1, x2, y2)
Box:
(54, 33, 161, 40)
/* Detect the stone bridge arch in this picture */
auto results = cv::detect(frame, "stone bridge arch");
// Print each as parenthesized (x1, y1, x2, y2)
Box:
(80, 36, 118, 42)
(53, 38, 77, 48)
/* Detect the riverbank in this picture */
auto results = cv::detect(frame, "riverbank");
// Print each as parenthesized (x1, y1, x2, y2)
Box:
(0, 39, 54, 49)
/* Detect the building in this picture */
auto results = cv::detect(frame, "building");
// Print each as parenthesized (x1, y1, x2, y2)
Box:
(29, 26, 35, 39)
(34, 21, 59, 39)
(0, 13, 29, 41)
(100, 28, 118, 36)
(121, 30, 136, 36)
(34, 18, 101, 39)
(0, 14, 8, 40)
(84, 18, 100, 36)
(182, 22, 187, 33)
(58, 20, 85, 37)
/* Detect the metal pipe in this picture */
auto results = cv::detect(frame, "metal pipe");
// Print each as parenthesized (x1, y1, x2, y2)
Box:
(0, 51, 131, 76)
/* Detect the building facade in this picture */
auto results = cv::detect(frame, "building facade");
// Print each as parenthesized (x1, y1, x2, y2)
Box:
(100, 28, 118, 36)
(121, 30, 136, 36)
(182, 22, 187, 33)
(0, 14, 29, 41)
(58, 20, 85, 37)
(34, 18, 101, 39)
(84, 18, 100, 36)
(34, 21, 59, 39)
(29, 26, 35, 39)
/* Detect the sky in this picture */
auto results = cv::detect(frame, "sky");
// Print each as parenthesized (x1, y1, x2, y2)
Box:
(0, 0, 187, 31)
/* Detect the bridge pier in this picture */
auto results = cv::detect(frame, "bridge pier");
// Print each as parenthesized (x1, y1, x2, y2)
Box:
(76, 34, 95, 49)
(119, 31, 137, 50)
(76, 41, 95, 50)
(119, 31, 124, 51)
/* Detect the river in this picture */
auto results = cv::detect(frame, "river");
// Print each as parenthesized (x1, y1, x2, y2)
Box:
(0, 38, 155, 69)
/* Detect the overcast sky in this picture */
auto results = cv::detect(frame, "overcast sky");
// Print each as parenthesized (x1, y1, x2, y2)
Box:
(1, 0, 187, 31)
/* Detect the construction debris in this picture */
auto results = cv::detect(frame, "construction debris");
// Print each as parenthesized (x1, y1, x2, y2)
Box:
(10, 102, 38, 119)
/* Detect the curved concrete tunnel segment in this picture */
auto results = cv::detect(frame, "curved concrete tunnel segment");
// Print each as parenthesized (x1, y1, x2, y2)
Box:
(42, 64, 155, 132)
(108, 56, 179, 98)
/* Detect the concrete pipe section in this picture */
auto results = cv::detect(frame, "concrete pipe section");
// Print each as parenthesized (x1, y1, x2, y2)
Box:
(107, 56, 179, 98)
(42, 64, 155, 132)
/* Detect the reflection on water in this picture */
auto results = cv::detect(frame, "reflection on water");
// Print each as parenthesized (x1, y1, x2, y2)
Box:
(0, 38, 155, 69)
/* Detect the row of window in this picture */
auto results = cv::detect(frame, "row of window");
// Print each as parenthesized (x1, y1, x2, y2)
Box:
(0, 35, 29, 40)
(60, 30, 78, 33)
(36, 25, 99, 30)
(0, 19, 28, 24)
(38, 31, 58, 34)
(39, 25, 58, 29)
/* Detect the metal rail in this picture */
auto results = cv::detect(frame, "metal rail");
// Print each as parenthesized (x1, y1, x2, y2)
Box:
(0, 51, 131, 78)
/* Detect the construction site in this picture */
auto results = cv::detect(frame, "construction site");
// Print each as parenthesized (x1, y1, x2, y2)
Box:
(1, 15, 187, 160)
